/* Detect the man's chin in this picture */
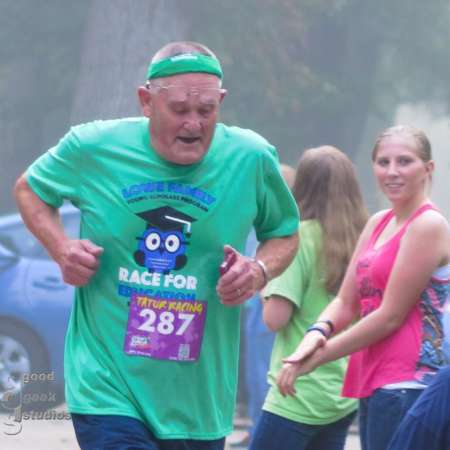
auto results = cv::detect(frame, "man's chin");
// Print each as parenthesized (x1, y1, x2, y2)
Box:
(170, 144, 208, 165)
(152, 140, 209, 165)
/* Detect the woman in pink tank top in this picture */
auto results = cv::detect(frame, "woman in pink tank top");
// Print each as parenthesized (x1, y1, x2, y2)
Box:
(275, 126, 450, 450)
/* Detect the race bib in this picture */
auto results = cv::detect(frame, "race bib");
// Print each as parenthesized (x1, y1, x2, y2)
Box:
(124, 294, 207, 361)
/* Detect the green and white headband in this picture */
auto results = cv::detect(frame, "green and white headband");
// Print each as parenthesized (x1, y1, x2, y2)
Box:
(147, 52, 223, 80)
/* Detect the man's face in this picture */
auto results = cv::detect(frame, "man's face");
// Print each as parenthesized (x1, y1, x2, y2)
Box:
(138, 73, 226, 165)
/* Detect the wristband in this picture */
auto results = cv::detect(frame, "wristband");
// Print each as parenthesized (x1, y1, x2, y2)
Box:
(251, 258, 269, 288)
(316, 320, 335, 335)
(305, 326, 329, 339)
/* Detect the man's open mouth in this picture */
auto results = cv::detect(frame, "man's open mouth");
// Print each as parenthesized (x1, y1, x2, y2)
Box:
(177, 136, 201, 144)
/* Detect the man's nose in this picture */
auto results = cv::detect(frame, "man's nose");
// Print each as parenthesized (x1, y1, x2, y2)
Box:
(182, 114, 202, 131)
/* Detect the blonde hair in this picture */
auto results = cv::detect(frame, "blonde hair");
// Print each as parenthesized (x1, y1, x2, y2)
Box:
(372, 125, 432, 162)
(293, 146, 368, 294)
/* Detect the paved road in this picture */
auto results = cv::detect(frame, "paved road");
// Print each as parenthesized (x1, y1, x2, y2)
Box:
(0, 410, 361, 449)
(0, 407, 79, 449)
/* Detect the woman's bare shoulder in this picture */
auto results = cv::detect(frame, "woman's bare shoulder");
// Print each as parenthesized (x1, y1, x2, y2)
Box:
(409, 208, 449, 233)
(404, 209, 450, 262)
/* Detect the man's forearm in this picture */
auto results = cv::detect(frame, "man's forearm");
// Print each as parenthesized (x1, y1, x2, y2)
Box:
(14, 174, 68, 262)
(255, 232, 299, 281)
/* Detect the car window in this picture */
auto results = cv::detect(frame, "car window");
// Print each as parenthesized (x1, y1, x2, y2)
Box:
(0, 210, 80, 260)
(0, 222, 44, 258)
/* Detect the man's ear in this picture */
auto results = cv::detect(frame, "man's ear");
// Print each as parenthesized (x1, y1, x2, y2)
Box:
(219, 89, 227, 104)
(137, 86, 152, 118)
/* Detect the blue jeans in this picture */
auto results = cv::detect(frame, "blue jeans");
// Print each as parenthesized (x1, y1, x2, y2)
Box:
(388, 367, 450, 450)
(359, 388, 423, 450)
(71, 414, 225, 450)
(249, 409, 356, 450)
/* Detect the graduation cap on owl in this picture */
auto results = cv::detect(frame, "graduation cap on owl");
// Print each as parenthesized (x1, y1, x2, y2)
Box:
(136, 206, 196, 236)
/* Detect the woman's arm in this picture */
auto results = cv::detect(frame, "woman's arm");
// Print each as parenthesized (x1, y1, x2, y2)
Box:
(281, 211, 386, 365)
(292, 211, 450, 371)
(276, 211, 389, 396)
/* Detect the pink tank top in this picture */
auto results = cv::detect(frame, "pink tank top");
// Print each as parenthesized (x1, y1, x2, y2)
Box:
(342, 203, 450, 398)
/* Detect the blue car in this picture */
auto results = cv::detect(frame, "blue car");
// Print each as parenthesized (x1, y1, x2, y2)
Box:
(0, 205, 79, 411)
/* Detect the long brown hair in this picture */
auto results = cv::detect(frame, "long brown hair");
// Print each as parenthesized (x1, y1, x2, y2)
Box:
(292, 146, 368, 294)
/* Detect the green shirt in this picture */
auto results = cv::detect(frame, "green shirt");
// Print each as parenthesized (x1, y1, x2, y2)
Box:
(26, 117, 299, 439)
(263, 220, 357, 425)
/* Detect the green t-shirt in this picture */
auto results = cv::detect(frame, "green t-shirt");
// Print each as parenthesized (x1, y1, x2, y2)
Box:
(26, 117, 299, 439)
(263, 220, 357, 425)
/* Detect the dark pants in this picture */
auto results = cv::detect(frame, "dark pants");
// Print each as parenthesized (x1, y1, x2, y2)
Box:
(359, 388, 423, 450)
(71, 413, 225, 450)
(388, 367, 450, 450)
(249, 409, 356, 450)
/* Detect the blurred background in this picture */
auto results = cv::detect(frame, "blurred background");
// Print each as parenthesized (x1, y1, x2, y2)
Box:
(1, 0, 449, 217)
(0, 1, 449, 448)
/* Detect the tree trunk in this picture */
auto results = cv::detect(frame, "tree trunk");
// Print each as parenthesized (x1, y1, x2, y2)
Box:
(71, 0, 188, 124)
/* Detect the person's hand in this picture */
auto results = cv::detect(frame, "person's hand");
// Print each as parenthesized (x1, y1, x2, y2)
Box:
(276, 345, 325, 397)
(283, 330, 327, 365)
(56, 239, 104, 286)
(275, 331, 327, 396)
(216, 245, 265, 306)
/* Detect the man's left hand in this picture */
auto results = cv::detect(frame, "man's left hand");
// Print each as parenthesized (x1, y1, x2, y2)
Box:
(216, 245, 265, 306)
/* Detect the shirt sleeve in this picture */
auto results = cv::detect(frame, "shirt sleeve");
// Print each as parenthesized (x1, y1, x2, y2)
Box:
(253, 152, 299, 242)
(26, 126, 85, 208)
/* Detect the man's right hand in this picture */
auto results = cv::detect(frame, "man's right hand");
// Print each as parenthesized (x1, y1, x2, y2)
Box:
(57, 239, 103, 286)
(14, 176, 103, 287)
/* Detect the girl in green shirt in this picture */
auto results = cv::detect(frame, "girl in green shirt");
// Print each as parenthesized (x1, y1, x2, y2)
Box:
(249, 146, 367, 450)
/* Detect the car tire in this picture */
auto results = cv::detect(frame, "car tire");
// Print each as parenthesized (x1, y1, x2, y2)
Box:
(0, 319, 58, 412)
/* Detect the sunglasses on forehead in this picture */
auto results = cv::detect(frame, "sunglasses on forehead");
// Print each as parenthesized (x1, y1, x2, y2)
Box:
(145, 81, 226, 96)
(146, 82, 226, 102)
